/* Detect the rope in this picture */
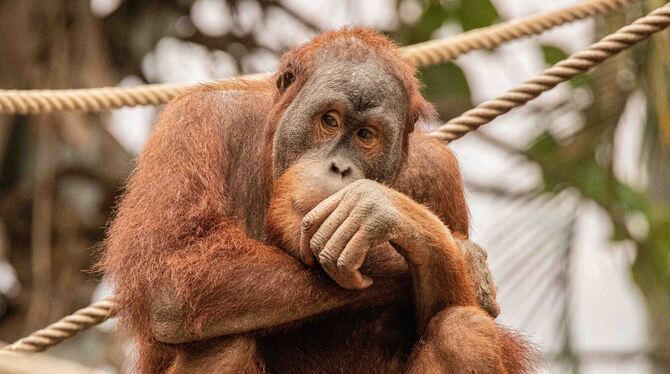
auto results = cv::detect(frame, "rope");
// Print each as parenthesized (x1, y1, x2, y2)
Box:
(432, 3, 670, 142)
(0, 0, 637, 115)
(0, 75, 269, 115)
(401, 0, 637, 66)
(0, 297, 116, 355)
(1, 0, 665, 357)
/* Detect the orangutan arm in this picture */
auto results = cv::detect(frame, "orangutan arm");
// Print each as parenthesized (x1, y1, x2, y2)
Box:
(149, 231, 410, 343)
(103, 88, 411, 345)
(103, 88, 495, 346)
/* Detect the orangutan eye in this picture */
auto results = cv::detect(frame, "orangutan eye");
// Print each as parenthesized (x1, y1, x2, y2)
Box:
(357, 128, 374, 139)
(321, 111, 340, 127)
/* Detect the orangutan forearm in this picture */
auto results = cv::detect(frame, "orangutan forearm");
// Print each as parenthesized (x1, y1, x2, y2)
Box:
(387, 202, 479, 334)
(150, 236, 410, 344)
(150, 222, 495, 345)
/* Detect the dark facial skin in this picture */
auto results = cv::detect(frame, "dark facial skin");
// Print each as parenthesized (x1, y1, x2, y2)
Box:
(266, 45, 477, 327)
(272, 52, 409, 186)
(102, 28, 532, 374)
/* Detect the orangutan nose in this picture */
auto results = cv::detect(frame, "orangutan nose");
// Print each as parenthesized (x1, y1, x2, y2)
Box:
(318, 156, 361, 196)
(330, 160, 352, 178)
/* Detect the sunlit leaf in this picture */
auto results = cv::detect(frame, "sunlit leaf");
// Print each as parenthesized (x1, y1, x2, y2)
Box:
(420, 62, 472, 118)
(541, 45, 568, 65)
(415, 1, 450, 41)
(457, 0, 499, 31)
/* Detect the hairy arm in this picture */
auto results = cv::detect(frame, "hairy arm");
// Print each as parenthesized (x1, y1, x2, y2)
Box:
(298, 133, 498, 332)
(396, 133, 499, 317)
(393, 135, 500, 323)
(299, 180, 478, 333)
(102, 88, 496, 345)
(101, 87, 410, 345)
(150, 224, 410, 344)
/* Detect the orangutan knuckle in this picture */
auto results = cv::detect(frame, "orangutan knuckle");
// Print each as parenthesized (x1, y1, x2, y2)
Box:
(359, 224, 378, 243)
(376, 210, 393, 226)
(310, 235, 325, 253)
(301, 215, 314, 230)
(318, 251, 335, 266)
(361, 202, 374, 213)
(352, 179, 377, 195)
(336, 254, 353, 271)
(387, 209, 402, 225)
(348, 179, 365, 193)
(366, 194, 382, 208)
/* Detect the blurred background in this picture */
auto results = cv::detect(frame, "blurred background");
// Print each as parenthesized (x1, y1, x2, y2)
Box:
(0, 0, 668, 373)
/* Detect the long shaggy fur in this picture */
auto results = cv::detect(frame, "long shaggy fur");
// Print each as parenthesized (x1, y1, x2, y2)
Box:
(99, 28, 536, 373)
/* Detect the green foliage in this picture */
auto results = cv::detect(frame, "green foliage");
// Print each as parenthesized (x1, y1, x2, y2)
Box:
(456, 0, 500, 31)
(420, 62, 472, 116)
(405, 0, 670, 362)
(527, 130, 652, 238)
(399, 1, 670, 356)
(414, 1, 450, 41)
(541, 45, 568, 65)
(396, 0, 500, 44)
(528, 133, 611, 201)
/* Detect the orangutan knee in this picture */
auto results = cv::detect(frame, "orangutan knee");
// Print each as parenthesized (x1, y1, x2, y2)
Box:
(408, 306, 507, 374)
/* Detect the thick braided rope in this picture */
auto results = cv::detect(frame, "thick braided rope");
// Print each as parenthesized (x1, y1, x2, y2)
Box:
(0, 0, 661, 357)
(0, 75, 270, 115)
(432, 3, 670, 142)
(0, 0, 637, 115)
(401, 0, 636, 66)
(0, 297, 116, 355)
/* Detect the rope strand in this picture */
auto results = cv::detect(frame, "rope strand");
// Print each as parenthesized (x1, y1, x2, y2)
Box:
(431, 3, 670, 142)
(401, 0, 636, 66)
(2, 0, 667, 357)
(0, 0, 638, 115)
(0, 297, 116, 354)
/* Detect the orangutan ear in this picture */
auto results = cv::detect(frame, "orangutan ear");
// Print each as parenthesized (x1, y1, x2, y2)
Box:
(276, 70, 295, 93)
(407, 94, 437, 133)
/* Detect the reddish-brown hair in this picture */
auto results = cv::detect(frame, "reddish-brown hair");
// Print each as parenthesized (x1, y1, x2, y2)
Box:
(261, 28, 437, 185)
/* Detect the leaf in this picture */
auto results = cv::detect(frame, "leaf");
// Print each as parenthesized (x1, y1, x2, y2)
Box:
(541, 45, 568, 66)
(415, 1, 450, 41)
(419, 62, 472, 118)
(457, 0, 500, 31)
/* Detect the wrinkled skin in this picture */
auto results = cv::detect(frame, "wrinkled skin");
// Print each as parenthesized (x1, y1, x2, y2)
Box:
(296, 179, 479, 331)
(302, 180, 461, 287)
(101, 28, 534, 374)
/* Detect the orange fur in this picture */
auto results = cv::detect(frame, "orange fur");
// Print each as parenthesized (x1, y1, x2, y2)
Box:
(99, 28, 535, 373)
